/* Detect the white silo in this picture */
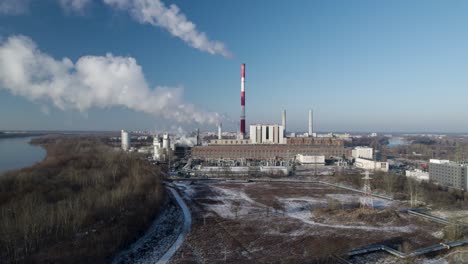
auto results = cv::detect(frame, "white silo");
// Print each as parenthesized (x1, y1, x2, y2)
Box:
(153, 136, 162, 160)
(121, 130, 130, 151)
(162, 134, 170, 149)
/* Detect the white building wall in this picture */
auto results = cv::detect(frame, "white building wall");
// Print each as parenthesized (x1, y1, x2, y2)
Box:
(250, 125, 257, 144)
(355, 157, 389, 172)
(261, 125, 267, 143)
(162, 134, 170, 149)
(429, 159, 450, 164)
(352, 147, 373, 159)
(296, 154, 325, 164)
(405, 169, 429, 181)
(250, 124, 285, 144)
(279, 126, 284, 144)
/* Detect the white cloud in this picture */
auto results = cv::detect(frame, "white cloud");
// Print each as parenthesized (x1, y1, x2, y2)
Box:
(59, 0, 91, 13)
(0, 0, 30, 15)
(0, 35, 219, 124)
(104, 0, 231, 57)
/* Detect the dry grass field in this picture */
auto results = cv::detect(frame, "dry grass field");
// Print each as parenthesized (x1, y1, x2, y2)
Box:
(169, 181, 444, 263)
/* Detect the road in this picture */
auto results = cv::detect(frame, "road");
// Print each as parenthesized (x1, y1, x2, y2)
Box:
(156, 187, 192, 264)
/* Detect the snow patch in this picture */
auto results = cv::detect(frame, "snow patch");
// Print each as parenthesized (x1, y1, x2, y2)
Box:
(174, 182, 196, 198)
(279, 197, 411, 232)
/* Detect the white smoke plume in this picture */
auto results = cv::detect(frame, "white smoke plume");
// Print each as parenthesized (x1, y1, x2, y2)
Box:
(59, 0, 91, 13)
(0, 35, 219, 124)
(0, 0, 30, 15)
(103, 0, 231, 57)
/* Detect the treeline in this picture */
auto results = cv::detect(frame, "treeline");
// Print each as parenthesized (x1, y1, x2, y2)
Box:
(345, 136, 389, 151)
(385, 137, 468, 160)
(335, 172, 468, 209)
(0, 137, 165, 263)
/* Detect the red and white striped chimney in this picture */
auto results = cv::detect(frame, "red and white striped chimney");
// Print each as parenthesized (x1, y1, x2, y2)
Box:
(240, 63, 246, 139)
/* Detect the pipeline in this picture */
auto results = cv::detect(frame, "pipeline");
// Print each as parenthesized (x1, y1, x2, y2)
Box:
(347, 239, 468, 259)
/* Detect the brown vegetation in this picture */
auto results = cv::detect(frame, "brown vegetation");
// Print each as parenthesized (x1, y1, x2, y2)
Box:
(0, 137, 165, 263)
(313, 206, 403, 226)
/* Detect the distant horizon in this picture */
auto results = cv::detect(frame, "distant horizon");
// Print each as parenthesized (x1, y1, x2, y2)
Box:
(2, 129, 468, 136)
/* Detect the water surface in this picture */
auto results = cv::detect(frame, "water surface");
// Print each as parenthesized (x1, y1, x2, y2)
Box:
(0, 137, 46, 174)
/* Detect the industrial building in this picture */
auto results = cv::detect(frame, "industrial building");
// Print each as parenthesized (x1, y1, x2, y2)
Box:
(121, 130, 130, 151)
(352, 147, 373, 159)
(250, 124, 285, 144)
(191, 63, 352, 163)
(429, 159, 468, 190)
(354, 157, 389, 172)
(153, 133, 174, 161)
(192, 144, 350, 160)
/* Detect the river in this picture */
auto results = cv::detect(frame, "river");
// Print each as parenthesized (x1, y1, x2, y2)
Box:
(0, 137, 46, 174)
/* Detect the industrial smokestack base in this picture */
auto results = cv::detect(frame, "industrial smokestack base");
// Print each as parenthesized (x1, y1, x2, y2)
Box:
(282, 110, 286, 135)
(308, 109, 313, 137)
(218, 123, 222, 140)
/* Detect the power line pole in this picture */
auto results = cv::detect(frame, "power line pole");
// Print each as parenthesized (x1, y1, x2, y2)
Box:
(360, 170, 373, 209)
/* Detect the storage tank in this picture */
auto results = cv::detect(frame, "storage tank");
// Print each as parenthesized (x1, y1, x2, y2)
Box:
(121, 130, 130, 151)
(162, 134, 170, 149)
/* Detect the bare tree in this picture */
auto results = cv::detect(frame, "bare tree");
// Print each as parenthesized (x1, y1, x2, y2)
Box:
(406, 177, 420, 207)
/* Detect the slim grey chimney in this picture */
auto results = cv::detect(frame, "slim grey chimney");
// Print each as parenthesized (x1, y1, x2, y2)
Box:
(308, 109, 313, 136)
(218, 123, 222, 140)
(282, 110, 286, 134)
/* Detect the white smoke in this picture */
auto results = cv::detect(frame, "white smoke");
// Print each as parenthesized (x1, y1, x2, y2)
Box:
(0, 0, 30, 15)
(59, 0, 91, 13)
(103, 0, 231, 57)
(172, 126, 196, 146)
(0, 35, 219, 124)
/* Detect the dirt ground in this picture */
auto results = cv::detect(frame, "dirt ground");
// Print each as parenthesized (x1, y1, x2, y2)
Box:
(169, 181, 447, 263)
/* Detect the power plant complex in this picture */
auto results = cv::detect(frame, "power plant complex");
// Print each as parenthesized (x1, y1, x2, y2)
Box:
(191, 64, 351, 164)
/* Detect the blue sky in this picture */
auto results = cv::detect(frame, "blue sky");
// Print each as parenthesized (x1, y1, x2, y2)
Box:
(0, 0, 468, 133)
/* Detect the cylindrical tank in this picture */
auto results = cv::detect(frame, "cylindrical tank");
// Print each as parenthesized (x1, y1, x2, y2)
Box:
(121, 130, 130, 151)
(162, 134, 170, 149)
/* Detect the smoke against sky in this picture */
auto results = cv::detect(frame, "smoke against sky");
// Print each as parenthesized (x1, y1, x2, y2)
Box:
(103, 0, 231, 57)
(58, 0, 91, 13)
(0, 35, 219, 125)
(0, 0, 30, 15)
(0, 0, 231, 57)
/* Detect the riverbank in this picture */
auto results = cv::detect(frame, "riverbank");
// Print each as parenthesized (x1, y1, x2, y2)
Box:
(0, 137, 165, 264)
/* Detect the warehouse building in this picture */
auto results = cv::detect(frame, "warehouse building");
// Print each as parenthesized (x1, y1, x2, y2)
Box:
(191, 144, 351, 160)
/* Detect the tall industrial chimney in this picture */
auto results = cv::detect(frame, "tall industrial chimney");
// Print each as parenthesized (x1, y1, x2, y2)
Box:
(240, 63, 246, 139)
(196, 128, 200, 146)
(282, 110, 286, 134)
(218, 123, 222, 140)
(308, 109, 313, 136)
